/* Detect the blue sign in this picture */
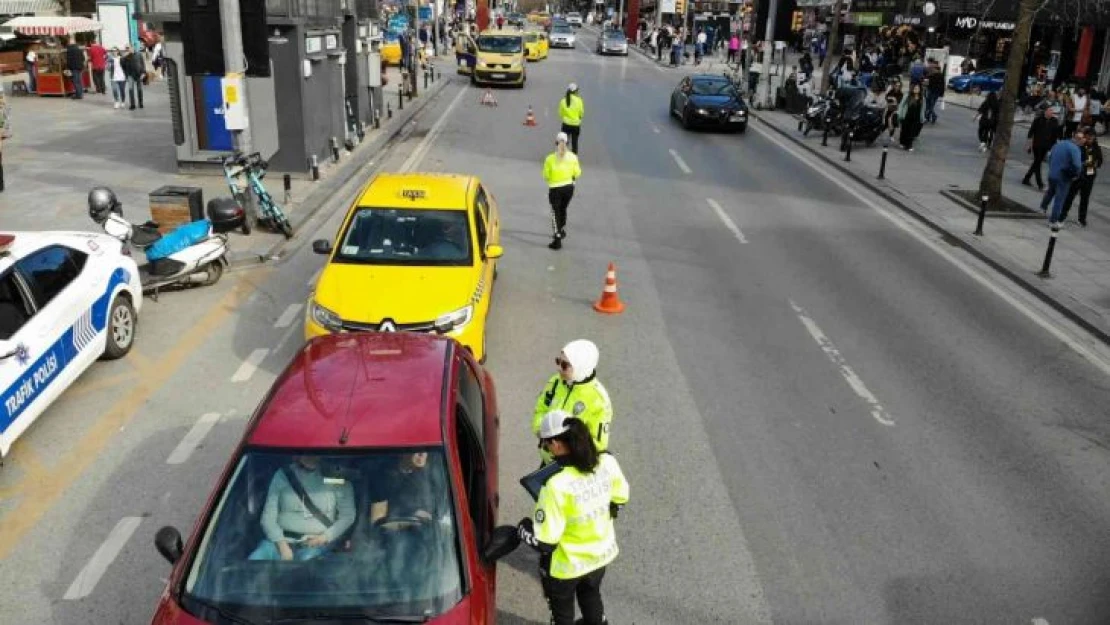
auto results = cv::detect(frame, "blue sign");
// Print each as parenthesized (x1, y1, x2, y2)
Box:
(388, 14, 409, 33)
(418, 6, 432, 20)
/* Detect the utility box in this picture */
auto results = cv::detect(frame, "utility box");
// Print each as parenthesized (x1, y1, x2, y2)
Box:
(149, 186, 204, 233)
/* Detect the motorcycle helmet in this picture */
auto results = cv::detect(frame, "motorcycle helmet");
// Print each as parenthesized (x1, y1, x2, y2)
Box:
(88, 186, 121, 224)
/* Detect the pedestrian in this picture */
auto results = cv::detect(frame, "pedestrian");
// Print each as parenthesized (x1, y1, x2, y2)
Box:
(543, 132, 581, 250)
(727, 32, 739, 64)
(533, 339, 612, 465)
(1039, 127, 1085, 225)
(151, 39, 164, 80)
(1060, 127, 1101, 227)
(976, 90, 999, 151)
(670, 32, 682, 66)
(695, 28, 706, 65)
(1065, 86, 1090, 138)
(64, 37, 86, 99)
(884, 80, 903, 138)
(108, 48, 127, 109)
(558, 83, 584, 155)
(924, 58, 944, 124)
(122, 46, 145, 109)
(1023, 106, 1061, 190)
(516, 411, 630, 625)
(88, 39, 107, 95)
(897, 82, 925, 151)
(24, 44, 37, 94)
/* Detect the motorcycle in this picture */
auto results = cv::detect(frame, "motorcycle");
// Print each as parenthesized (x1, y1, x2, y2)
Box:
(802, 90, 842, 136)
(841, 104, 887, 147)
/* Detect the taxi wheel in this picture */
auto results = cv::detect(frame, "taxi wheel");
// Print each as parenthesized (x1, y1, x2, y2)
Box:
(102, 295, 136, 360)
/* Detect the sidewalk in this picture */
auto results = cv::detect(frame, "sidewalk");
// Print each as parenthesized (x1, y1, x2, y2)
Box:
(0, 59, 451, 266)
(753, 106, 1110, 344)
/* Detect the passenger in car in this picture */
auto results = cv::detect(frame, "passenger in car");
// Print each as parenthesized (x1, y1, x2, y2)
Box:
(249, 456, 356, 561)
(370, 452, 444, 530)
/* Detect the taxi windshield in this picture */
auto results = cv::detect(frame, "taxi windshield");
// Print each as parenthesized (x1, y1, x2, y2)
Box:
(478, 35, 523, 53)
(335, 207, 472, 266)
(552, 25, 572, 33)
(524, 32, 539, 42)
(182, 449, 463, 622)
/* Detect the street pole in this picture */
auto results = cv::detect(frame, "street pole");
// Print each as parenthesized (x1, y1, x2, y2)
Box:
(412, 0, 421, 97)
(755, 0, 778, 109)
(617, 0, 623, 29)
(219, 0, 257, 221)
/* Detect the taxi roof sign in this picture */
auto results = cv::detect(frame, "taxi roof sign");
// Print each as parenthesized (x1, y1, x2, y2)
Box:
(401, 188, 427, 201)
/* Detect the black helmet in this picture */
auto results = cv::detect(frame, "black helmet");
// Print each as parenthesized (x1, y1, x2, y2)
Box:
(88, 186, 120, 224)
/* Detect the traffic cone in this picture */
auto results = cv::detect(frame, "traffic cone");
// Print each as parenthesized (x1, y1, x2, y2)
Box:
(523, 105, 537, 126)
(480, 88, 498, 107)
(592, 263, 625, 315)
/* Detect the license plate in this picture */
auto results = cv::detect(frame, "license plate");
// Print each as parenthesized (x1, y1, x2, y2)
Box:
(491, 73, 506, 79)
(730, 114, 746, 122)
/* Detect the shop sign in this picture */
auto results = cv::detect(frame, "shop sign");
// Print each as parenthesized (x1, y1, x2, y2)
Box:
(325, 34, 339, 49)
(852, 12, 883, 26)
(306, 36, 323, 54)
(893, 14, 921, 26)
(952, 15, 1015, 31)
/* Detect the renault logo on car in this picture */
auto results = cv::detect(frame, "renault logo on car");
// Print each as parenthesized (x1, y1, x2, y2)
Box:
(379, 320, 397, 332)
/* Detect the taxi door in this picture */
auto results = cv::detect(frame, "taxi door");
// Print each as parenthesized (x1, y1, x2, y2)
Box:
(455, 33, 477, 74)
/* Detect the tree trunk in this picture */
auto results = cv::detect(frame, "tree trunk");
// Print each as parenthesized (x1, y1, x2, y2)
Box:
(819, 0, 843, 93)
(978, 0, 1041, 209)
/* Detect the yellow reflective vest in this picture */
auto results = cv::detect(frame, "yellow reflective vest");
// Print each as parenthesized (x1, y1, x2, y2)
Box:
(534, 453, 630, 579)
(533, 374, 612, 464)
(559, 94, 585, 126)
(543, 152, 582, 188)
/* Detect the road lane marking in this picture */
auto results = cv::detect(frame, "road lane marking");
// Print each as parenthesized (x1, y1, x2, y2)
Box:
(0, 274, 265, 560)
(273, 316, 304, 357)
(400, 84, 468, 173)
(707, 198, 747, 243)
(668, 148, 692, 174)
(307, 267, 322, 288)
(649, 122, 661, 134)
(166, 412, 221, 465)
(65, 371, 137, 400)
(752, 121, 1110, 379)
(231, 348, 269, 383)
(1032, 619, 1050, 625)
(789, 300, 895, 427)
(63, 516, 142, 600)
(274, 303, 302, 329)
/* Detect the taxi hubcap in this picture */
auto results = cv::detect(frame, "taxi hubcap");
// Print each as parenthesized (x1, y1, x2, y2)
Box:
(112, 305, 134, 347)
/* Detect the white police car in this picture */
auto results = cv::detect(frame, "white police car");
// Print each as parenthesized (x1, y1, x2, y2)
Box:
(0, 232, 142, 462)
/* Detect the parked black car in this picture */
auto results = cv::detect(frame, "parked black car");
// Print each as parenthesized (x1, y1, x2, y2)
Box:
(670, 74, 749, 132)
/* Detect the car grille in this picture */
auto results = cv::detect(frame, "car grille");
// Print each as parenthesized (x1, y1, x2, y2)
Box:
(340, 319, 437, 333)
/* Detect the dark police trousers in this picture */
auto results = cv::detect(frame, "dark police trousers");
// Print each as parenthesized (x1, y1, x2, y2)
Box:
(548, 184, 574, 238)
(542, 564, 607, 625)
(561, 123, 581, 155)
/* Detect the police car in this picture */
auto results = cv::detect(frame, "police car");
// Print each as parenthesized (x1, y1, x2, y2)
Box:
(0, 232, 142, 462)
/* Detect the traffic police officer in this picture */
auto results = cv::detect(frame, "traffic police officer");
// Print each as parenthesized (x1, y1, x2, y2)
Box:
(533, 339, 611, 465)
(542, 132, 582, 250)
(558, 82, 585, 155)
(518, 411, 630, 625)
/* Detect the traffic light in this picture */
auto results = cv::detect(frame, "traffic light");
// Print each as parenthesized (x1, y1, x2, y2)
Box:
(673, 0, 684, 15)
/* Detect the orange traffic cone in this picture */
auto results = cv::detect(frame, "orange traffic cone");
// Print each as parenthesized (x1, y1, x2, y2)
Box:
(593, 263, 625, 314)
(524, 105, 537, 126)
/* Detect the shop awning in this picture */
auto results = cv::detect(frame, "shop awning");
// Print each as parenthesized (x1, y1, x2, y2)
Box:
(0, 0, 62, 14)
(5, 15, 101, 35)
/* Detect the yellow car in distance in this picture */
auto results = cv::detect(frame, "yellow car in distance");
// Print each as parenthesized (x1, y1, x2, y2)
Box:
(524, 30, 549, 61)
(306, 174, 503, 362)
(381, 33, 402, 65)
(473, 30, 526, 87)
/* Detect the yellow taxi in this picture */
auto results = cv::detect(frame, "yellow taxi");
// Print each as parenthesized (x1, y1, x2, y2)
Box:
(473, 29, 526, 87)
(523, 29, 549, 61)
(306, 174, 503, 362)
(381, 33, 402, 65)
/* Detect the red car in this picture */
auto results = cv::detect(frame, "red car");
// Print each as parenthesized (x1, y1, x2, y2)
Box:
(150, 333, 519, 624)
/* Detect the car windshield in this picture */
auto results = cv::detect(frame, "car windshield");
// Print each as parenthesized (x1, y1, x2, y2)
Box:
(524, 32, 539, 42)
(182, 449, 463, 622)
(478, 35, 523, 53)
(568, 12, 580, 17)
(604, 32, 626, 41)
(691, 79, 735, 96)
(553, 25, 572, 33)
(334, 207, 472, 266)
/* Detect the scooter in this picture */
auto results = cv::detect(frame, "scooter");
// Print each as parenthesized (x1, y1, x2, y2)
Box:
(93, 200, 240, 299)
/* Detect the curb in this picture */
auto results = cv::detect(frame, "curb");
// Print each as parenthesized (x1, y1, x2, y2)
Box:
(227, 72, 456, 269)
(752, 110, 1110, 348)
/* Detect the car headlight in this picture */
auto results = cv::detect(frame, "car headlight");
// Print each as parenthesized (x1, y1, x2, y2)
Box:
(434, 305, 473, 334)
(310, 301, 343, 332)
(697, 108, 709, 115)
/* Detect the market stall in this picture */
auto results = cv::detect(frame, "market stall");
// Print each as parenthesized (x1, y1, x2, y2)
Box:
(6, 16, 101, 97)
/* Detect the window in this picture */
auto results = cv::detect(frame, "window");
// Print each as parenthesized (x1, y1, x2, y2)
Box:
(456, 362, 484, 443)
(453, 408, 485, 529)
(15, 246, 86, 308)
(0, 271, 33, 341)
(473, 190, 489, 253)
(334, 208, 473, 266)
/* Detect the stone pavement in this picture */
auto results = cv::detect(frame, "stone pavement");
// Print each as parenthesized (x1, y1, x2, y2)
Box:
(0, 58, 451, 265)
(754, 104, 1110, 343)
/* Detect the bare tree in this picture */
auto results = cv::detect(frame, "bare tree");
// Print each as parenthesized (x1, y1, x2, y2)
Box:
(977, 0, 1051, 208)
(819, 0, 844, 92)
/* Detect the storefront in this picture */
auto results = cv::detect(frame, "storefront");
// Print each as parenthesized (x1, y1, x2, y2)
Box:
(4, 16, 99, 96)
(943, 13, 1015, 68)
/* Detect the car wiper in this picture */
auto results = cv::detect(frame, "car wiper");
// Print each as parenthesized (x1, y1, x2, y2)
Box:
(187, 595, 259, 625)
(268, 613, 430, 624)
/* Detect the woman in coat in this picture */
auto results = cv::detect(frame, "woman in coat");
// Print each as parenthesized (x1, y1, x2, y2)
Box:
(976, 91, 1000, 151)
(897, 82, 926, 151)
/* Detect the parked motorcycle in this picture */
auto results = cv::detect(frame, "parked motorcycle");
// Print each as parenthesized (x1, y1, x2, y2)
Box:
(841, 104, 887, 147)
(88, 187, 244, 298)
(802, 90, 843, 136)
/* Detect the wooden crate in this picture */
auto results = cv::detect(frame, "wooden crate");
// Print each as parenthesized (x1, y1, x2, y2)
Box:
(149, 187, 203, 234)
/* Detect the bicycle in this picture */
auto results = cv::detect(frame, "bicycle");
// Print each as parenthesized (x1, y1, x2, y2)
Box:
(217, 152, 294, 239)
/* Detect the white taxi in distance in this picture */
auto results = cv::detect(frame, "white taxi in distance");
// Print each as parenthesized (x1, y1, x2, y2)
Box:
(0, 232, 143, 462)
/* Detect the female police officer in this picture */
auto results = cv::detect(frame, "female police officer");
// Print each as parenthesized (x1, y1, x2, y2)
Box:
(533, 339, 611, 466)
(558, 82, 584, 155)
(543, 131, 582, 250)
(518, 411, 630, 625)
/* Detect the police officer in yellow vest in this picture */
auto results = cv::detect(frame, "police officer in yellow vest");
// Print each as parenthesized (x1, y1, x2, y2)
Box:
(558, 82, 585, 155)
(518, 411, 630, 625)
(542, 132, 582, 250)
(534, 339, 611, 465)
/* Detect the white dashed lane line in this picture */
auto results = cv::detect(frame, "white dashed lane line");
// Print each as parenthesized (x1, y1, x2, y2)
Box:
(231, 348, 270, 383)
(307, 267, 322, 288)
(669, 148, 692, 174)
(707, 198, 748, 244)
(790, 300, 895, 427)
(166, 412, 221, 465)
(274, 303, 303, 329)
(63, 517, 143, 600)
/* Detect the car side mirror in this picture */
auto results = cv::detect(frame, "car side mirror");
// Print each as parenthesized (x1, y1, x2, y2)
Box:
(154, 526, 184, 565)
(482, 525, 520, 563)
(312, 239, 333, 255)
(485, 244, 504, 259)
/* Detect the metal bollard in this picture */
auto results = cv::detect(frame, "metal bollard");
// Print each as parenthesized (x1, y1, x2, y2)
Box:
(387, 102, 393, 119)
(398, 85, 404, 110)
(1037, 222, 1061, 278)
(375, 112, 381, 129)
(973, 194, 988, 236)
(330, 137, 340, 163)
(797, 119, 804, 132)
(283, 174, 292, 204)
(310, 155, 320, 181)
(843, 132, 853, 161)
(822, 124, 829, 147)
(424, 69, 428, 90)
(878, 145, 888, 179)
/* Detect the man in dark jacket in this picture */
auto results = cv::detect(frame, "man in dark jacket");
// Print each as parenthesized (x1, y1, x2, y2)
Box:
(1023, 107, 1061, 190)
(924, 59, 944, 123)
(1060, 128, 1102, 226)
(122, 46, 144, 109)
(64, 38, 85, 99)
(1039, 127, 1085, 225)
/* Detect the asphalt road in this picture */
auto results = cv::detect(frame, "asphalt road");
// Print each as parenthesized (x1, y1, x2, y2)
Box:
(2, 28, 1110, 624)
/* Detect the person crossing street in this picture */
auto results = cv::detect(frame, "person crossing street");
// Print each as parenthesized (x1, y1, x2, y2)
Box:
(543, 132, 582, 250)
(559, 83, 585, 155)
(533, 339, 612, 465)
(517, 411, 630, 625)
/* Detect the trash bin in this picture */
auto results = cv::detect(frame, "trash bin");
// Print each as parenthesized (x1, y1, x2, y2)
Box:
(149, 186, 204, 234)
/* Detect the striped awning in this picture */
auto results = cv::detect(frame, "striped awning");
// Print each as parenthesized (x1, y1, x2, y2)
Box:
(0, 0, 62, 14)
(5, 15, 102, 35)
